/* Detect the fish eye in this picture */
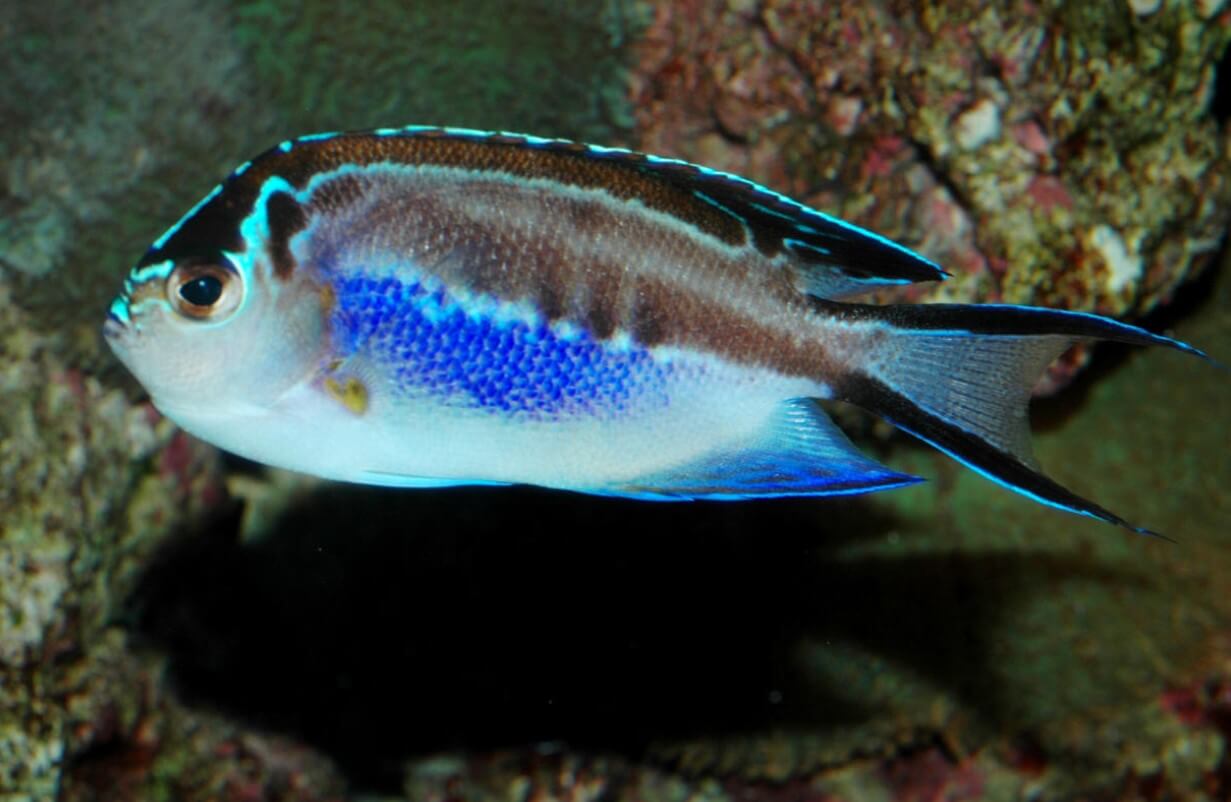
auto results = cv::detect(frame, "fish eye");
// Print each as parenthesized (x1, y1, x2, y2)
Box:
(180, 275, 222, 306)
(166, 260, 242, 321)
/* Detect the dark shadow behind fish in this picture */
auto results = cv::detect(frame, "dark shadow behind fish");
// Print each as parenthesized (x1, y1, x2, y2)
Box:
(125, 483, 1149, 792)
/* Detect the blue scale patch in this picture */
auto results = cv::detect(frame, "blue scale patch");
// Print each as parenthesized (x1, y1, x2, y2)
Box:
(331, 274, 676, 419)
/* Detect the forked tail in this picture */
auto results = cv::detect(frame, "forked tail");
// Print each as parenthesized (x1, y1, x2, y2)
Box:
(819, 300, 1206, 535)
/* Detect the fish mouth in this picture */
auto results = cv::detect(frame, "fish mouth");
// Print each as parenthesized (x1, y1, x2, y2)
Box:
(102, 310, 129, 346)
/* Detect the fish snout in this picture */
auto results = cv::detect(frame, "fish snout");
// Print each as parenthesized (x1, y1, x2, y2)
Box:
(102, 310, 130, 349)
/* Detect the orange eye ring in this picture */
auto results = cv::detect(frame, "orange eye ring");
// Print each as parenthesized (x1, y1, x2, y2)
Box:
(166, 261, 242, 321)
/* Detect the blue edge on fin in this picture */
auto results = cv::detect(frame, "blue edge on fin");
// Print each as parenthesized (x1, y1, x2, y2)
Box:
(610, 399, 923, 502)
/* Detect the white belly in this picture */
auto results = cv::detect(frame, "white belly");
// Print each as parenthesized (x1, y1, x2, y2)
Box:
(158, 351, 816, 493)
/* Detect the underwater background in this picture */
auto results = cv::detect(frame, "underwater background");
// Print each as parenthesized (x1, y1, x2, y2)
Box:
(1, 1, 1229, 800)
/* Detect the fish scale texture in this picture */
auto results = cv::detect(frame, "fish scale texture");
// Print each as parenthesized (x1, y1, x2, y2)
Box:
(331, 273, 676, 419)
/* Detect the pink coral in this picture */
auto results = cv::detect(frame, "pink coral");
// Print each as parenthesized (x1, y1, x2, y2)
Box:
(881, 748, 986, 802)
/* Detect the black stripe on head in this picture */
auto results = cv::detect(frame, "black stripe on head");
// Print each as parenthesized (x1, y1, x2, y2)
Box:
(264, 190, 308, 279)
(841, 373, 1148, 532)
(138, 131, 752, 272)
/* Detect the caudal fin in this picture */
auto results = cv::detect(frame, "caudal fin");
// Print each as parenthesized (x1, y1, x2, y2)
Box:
(821, 300, 1206, 535)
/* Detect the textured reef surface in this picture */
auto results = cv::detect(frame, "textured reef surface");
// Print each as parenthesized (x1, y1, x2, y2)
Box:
(0, 276, 348, 798)
(0, 0, 1229, 800)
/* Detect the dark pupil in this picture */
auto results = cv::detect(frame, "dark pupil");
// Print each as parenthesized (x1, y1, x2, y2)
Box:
(179, 275, 223, 307)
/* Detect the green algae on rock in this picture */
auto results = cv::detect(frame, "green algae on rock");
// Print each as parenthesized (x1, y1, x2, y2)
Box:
(0, 1, 274, 281)
(231, 0, 648, 143)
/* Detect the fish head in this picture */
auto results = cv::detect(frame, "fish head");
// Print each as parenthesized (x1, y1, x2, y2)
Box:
(103, 244, 326, 423)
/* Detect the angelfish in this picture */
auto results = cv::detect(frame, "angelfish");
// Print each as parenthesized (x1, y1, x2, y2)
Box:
(103, 126, 1204, 533)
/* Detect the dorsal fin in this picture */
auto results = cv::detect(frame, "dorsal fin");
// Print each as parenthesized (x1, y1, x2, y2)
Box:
(569, 141, 948, 299)
(394, 127, 949, 299)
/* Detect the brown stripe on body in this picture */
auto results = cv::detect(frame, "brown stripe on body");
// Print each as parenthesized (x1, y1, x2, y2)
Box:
(299, 164, 852, 380)
(312, 134, 751, 247)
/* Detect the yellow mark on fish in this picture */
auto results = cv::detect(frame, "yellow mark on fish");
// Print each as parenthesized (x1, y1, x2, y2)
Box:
(319, 283, 336, 314)
(324, 376, 368, 415)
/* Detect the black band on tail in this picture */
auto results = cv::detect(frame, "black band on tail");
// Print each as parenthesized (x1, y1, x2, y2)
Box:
(816, 299, 1206, 357)
(842, 375, 1164, 536)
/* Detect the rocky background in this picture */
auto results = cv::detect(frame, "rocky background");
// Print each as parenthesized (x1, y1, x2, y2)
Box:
(1, 1, 1229, 800)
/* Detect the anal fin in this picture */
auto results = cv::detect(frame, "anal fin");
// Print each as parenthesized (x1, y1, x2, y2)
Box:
(617, 398, 921, 500)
